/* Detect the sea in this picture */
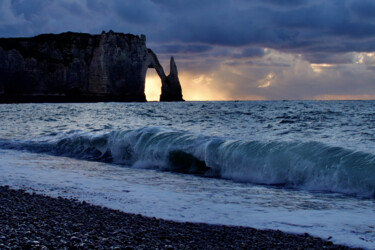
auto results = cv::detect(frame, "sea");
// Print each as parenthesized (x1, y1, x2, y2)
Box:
(0, 101, 374, 249)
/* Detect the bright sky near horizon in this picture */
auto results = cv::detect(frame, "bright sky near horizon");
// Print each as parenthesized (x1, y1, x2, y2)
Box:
(1, 0, 375, 101)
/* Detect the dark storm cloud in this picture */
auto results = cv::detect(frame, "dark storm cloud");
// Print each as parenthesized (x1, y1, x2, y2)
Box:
(11, 0, 48, 19)
(2, 0, 375, 55)
(86, 0, 109, 12)
(149, 0, 375, 57)
(225, 60, 291, 68)
(349, 0, 375, 20)
(153, 44, 213, 54)
(58, 1, 85, 16)
(232, 48, 266, 59)
(112, 0, 161, 25)
(302, 53, 356, 64)
(263, 0, 307, 7)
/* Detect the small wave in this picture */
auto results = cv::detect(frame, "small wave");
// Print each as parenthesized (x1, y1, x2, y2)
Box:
(1, 126, 374, 197)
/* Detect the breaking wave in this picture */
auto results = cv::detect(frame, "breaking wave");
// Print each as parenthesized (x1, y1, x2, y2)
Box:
(1, 126, 375, 197)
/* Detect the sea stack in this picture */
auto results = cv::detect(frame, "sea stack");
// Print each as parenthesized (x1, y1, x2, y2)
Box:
(160, 57, 184, 101)
(0, 31, 184, 102)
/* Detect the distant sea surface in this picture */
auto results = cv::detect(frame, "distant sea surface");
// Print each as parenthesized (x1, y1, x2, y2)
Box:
(0, 101, 374, 249)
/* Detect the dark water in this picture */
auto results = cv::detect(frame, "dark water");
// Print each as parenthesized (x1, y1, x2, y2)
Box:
(0, 101, 374, 248)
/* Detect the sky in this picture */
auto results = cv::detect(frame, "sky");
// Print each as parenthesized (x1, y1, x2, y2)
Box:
(1, 0, 375, 101)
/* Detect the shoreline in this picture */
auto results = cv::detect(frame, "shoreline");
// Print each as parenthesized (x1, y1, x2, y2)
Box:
(0, 186, 357, 249)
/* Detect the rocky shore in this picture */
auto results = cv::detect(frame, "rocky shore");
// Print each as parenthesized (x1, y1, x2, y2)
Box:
(0, 186, 358, 249)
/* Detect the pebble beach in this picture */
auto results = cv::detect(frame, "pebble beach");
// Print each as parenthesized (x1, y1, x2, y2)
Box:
(0, 186, 358, 249)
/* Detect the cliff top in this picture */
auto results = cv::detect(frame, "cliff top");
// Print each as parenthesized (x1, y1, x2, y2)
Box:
(0, 31, 146, 65)
(0, 31, 145, 46)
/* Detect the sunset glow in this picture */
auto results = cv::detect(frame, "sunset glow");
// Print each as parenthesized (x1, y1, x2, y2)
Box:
(312, 94, 375, 101)
(311, 64, 335, 73)
(179, 73, 232, 101)
(145, 70, 161, 101)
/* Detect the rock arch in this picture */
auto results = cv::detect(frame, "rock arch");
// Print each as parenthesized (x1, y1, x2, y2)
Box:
(147, 49, 184, 101)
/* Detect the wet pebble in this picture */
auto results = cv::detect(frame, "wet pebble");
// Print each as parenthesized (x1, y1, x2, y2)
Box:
(0, 186, 358, 249)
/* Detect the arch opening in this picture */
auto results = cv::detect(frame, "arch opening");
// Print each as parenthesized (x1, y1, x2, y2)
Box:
(145, 69, 162, 101)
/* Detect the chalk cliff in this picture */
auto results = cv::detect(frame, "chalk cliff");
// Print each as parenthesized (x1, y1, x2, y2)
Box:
(0, 31, 184, 102)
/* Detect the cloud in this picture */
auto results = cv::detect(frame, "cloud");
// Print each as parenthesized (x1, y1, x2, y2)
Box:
(302, 53, 356, 64)
(3, 0, 375, 53)
(112, 0, 160, 25)
(232, 48, 266, 59)
(349, 0, 375, 20)
(263, 0, 307, 8)
(153, 44, 213, 54)
(1, 0, 375, 100)
(0, 0, 26, 26)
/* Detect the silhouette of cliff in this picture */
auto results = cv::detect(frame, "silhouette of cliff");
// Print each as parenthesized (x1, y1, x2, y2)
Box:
(0, 31, 184, 102)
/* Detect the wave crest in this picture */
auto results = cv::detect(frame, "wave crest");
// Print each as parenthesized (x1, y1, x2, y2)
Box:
(1, 126, 374, 197)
